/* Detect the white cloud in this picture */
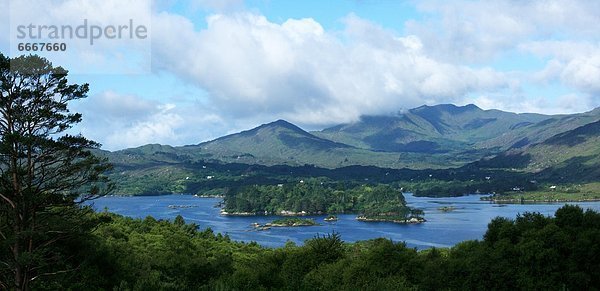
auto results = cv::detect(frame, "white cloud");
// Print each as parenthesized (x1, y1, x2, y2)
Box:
(105, 104, 184, 149)
(522, 41, 600, 96)
(74, 91, 230, 150)
(150, 12, 511, 125)
(407, 0, 600, 63)
(6, 1, 599, 149)
(520, 41, 599, 61)
(80, 91, 161, 121)
(404, 0, 600, 109)
(561, 55, 600, 96)
(468, 92, 598, 115)
(555, 94, 598, 114)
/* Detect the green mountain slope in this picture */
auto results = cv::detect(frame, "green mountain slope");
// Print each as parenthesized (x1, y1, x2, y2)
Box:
(97, 105, 600, 179)
(198, 119, 351, 156)
(523, 120, 600, 182)
(185, 119, 464, 169)
(95, 105, 600, 195)
(313, 104, 550, 154)
(476, 108, 600, 150)
(480, 119, 600, 182)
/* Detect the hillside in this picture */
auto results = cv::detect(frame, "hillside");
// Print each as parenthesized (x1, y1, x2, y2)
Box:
(99, 105, 599, 171)
(180, 119, 467, 169)
(487, 120, 600, 182)
(476, 107, 600, 150)
(100, 105, 599, 169)
(313, 104, 550, 154)
(523, 121, 600, 182)
(196, 119, 351, 159)
(96, 104, 600, 195)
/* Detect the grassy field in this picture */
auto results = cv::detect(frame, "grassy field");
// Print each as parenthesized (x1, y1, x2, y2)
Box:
(484, 183, 600, 203)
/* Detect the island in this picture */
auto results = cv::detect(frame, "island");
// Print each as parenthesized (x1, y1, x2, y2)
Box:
(356, 215, 425, 224)
(251, 218, 319, 230)
(438, 206, 456, 212)
(221, 181, 424, 223)
(324, 215, 338, 222)
(167, 205, 197, 209)
(270, 217, 319, 227)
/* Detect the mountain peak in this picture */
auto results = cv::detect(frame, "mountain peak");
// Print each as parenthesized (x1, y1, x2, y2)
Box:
(260, 119, 305, 132)
(463, 104, 481, 110)
(269, 119, 295, 126)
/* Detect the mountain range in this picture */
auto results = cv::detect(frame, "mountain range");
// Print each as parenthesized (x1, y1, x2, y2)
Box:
(186, 104, 599, 168)
(99, 104, 600, 194)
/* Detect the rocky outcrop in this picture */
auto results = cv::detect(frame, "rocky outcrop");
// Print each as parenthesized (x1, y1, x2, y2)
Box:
(356, 216, 425, 224)
(220, 209, 256, 216)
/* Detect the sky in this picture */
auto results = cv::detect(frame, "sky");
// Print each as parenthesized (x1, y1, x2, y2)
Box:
(1, 0, 599, 150)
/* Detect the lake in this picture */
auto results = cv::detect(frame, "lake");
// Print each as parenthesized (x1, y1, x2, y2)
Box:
(88, 194, 600, 249)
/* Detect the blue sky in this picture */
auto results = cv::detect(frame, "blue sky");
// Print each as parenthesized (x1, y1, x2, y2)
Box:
(1, 0, 599, 150)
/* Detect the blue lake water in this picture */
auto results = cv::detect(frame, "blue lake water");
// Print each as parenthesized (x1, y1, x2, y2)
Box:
(88, 194, 600, 249)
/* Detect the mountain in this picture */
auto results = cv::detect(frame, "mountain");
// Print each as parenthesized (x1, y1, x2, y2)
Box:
(184, 119, 461, 169)
(313, 104, 550, 154)
(100, 104, 600, 171)
(199, 119, 351, 154)
(189, 119, 354, 166)
(483, 119, 600, 182)
(476, 108, 600, 150)
(96, 104, 600, 195)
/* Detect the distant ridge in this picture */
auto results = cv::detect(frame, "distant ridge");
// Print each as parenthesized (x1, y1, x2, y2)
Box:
(102, 103, 600, 171)
(479, 119, 600, 182)
(313, 103, 552, 153)
(200, 119, 351, 151)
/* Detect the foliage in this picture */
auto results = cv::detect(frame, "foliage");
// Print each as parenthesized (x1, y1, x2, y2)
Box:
(0, 54, 112, 291)
(270, 217, 318, 226)
(37, 205, 600, 290)
(485, 182, 600, 203)
(224, 180, 413, 219)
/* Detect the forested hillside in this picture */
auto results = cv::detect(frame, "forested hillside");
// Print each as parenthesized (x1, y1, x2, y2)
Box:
(30, 205, 600, 290)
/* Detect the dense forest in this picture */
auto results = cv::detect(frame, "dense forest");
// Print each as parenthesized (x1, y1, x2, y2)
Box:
(106, 155, 540, 198)
(4, 205, 598, 290)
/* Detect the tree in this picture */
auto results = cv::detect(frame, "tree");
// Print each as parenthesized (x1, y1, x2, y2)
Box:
(0, 54, 112, 290)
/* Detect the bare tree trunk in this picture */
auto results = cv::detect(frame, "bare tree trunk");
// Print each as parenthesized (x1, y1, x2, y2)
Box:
(13, 222, 22, 291)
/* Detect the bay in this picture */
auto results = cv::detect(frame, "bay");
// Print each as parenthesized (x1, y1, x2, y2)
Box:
(88, 194, 600, 249)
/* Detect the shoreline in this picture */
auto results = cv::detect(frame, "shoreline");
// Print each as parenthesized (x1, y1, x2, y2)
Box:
(220, 210, 325, 216)
(222, 210, 426, 224)
(103, 193, 225, 198)
(485, 198, 600, 204)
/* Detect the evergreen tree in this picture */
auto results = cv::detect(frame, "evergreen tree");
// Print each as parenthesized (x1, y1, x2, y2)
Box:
(0, 54, 112, 291)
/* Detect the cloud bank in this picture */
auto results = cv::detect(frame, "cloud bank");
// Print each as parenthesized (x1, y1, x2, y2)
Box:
(3, 0, 599, 149)
(150, 12, 512, 126)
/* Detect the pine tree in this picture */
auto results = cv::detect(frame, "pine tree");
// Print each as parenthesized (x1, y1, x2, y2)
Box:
(0, 54, 112, 291)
